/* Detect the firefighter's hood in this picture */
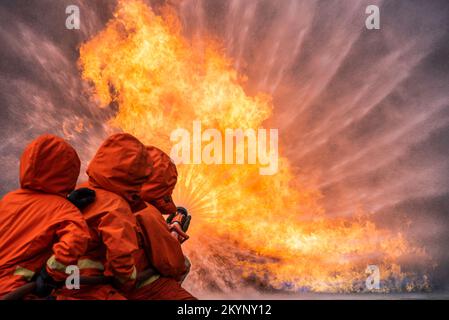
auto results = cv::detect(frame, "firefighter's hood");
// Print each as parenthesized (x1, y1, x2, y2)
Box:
(87, 133, 151, 204)
(20, 134, 81, 196)
(140, 146, 178, 213)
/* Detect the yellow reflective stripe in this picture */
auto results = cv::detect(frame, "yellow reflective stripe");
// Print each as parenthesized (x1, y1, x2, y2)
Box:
(136, 274, 160, 289)
(117, 266, 137, 284)
(130, 266, 137, 281)
(46, 255, 67, 272)
(13, 266, 35, 281)
(77, 259, 104, 271)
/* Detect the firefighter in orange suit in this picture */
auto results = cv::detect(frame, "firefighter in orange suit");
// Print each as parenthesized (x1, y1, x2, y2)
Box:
(127, 146, 196, 300)
(0, 134, 91, 299)
(56, 133, 152, 300)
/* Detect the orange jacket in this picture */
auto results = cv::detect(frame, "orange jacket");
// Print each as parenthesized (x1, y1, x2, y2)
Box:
(57, 133, 151, 300)
(0, 135, 90, 297)
(135, 205, 186, 280)
(135, 146, 186, 282)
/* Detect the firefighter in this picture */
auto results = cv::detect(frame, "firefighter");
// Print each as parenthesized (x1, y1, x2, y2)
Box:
(0, 134, 91, 299)
(56, 133, 152, 300)
(127, 145, 196, 300)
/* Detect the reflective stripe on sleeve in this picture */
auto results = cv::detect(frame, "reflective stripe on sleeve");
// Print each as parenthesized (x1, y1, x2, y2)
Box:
(46, 255, 67, 272)
(136, 274, 160, 289)
(130, 266, 137, 281)
(77, 259, 104, 271)
(13, 266, 35, 281)
(117, 265, 137, 284)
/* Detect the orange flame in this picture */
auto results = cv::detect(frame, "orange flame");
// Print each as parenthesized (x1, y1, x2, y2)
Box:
(79, 0, 430, 295)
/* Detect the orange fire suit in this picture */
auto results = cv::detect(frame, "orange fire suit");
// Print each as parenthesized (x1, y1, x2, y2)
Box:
(0, 134, 90, 298)
(127, 146, 196, 300)
(56, 133, 152, 300)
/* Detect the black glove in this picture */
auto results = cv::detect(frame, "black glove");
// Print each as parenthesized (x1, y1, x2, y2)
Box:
(67, 188, 96, 210)
(34, 268, 61, 298)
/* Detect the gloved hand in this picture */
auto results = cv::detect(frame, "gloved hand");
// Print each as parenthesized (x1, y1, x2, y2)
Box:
(167, 207, 191, 232)
(34, 268, 61, 298)
(168, 222, 189, 244)
(166, 207, 191, 243)
(67, 188, 96, 210)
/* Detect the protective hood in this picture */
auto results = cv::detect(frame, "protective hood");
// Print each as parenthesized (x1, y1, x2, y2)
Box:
(20, 134, 81, 196)
(140, 146, 178, 215)
(87, 133, 151, 204)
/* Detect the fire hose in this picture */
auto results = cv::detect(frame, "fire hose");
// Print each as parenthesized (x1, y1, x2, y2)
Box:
(2, 209, 191, 300)
(0, 268, 157, 301)
(0, 275, 110, 301)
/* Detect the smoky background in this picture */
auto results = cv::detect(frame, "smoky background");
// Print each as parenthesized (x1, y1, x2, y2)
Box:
(0, 0, 448, 292)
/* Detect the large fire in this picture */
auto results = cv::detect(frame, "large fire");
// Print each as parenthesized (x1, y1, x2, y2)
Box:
(79, 0, 430, 295)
